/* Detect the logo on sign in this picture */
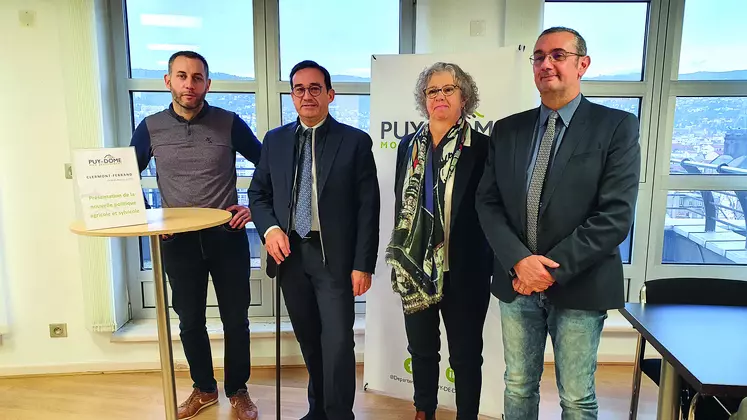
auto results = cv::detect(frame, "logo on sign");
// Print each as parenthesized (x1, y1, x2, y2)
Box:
(379, 110, 495, 150)
(88, 154, 122, 166)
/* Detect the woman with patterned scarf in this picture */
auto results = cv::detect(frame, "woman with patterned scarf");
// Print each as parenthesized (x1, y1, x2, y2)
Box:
(386, 62, 494, 420)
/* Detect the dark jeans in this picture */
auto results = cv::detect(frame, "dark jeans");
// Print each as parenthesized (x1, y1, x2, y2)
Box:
(500, 293, 607, 420)
(403, 272, 490, 420)
(161, 224, 251, 397)
(280, 232, 356, 420)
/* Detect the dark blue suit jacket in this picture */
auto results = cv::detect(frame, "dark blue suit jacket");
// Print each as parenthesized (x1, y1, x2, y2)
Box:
(476, 97, 641, 310)
(247, 116, 380, 280)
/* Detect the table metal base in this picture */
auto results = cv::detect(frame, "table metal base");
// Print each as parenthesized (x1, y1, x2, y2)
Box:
(150, 235, 178, 420)
(657, 360, 681, 420)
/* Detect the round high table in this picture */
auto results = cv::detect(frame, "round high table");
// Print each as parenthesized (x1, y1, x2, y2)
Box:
(70, 207, 232, 420)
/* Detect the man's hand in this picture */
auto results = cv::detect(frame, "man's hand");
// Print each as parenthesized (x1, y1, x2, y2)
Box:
(226, 205, 252, 229)
(265, 228, 290, 265)
(351, 270, 372, 297)
(512, 255, 559, 295)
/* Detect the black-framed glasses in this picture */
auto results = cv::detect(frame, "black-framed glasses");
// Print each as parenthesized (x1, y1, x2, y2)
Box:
(530, 49, 585, 66)
(424, 84, 460, 99)
(292, 85, 323, 98)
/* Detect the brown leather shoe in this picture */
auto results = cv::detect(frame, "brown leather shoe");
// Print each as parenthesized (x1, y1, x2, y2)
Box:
(177, 388, 218, 420)
(229, 389, 259, 420)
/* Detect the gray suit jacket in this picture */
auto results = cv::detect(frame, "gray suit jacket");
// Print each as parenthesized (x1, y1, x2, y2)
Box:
(476, 96, 641, 310)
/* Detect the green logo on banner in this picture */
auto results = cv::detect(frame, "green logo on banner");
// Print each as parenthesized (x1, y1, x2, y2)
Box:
(446, 367, 455, 383)
(404, 358, 413, 374)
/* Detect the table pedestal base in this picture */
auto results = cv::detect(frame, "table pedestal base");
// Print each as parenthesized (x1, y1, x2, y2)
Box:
(657, 360, 681, 420)
(150, 235, 178, 419)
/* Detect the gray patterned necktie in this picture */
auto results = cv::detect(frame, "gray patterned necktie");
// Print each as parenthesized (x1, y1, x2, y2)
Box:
(526, 111, 558, 253)
(294, 128, 313, 238)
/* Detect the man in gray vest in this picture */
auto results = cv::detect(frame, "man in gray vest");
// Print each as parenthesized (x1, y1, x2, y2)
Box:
(130, 51, 261, 420)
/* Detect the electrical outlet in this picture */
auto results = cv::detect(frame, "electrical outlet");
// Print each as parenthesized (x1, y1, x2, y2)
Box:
(49, 323, 68, 338)
(18, 10, 36, 27)
(469, 20, 486, 37)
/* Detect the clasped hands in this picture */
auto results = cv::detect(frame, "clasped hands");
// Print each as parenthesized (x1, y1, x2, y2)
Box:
(512, 255, 560, 296)
(264, 228, 372, 296)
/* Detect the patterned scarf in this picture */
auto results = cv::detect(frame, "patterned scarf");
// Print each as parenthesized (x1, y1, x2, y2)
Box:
(386, 117, 468, 314)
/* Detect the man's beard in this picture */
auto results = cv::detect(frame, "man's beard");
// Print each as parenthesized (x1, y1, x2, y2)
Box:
(171, 90, 206, 110)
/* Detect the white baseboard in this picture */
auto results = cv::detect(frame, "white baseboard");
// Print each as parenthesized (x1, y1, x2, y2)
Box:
(0, 312, 639, 378)
(0, 351, 366, 378)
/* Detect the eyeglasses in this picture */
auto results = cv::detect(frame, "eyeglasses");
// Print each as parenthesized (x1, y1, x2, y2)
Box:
(424, 84, 460, 99)
(291, 85, 323, 98)
(530, 49, 585, 66)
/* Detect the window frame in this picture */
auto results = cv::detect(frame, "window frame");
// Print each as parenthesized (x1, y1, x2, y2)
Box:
(644, 0, 747, 285)
(544, 0, 660, 300)
(111, 0, 273, 318)
(108, 0, 747, 319)
(110, 0, 415, 320)
(545, 0, 747, 300)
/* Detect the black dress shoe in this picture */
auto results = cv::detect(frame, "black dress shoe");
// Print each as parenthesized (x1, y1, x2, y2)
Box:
(301, 413, 329, 420)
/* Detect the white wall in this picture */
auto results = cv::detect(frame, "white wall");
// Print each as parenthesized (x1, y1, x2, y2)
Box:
(0, 0, 150, 373)
(415, 0, 543, 53)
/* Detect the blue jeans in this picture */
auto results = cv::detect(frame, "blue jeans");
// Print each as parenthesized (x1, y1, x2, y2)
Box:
(500, 293, 607, 420)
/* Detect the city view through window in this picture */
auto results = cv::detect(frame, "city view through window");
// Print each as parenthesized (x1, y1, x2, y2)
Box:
(125, 0, 747, 276)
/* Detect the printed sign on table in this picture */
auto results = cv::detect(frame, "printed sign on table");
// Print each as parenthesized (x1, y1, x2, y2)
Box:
(73, 147, 147, 230)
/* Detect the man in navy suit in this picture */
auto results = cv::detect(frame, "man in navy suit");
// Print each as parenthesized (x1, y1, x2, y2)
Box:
(247, 60, 380, 420)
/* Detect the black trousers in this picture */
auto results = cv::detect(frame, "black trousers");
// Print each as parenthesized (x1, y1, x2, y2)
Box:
(403, 272, 490, 420)
(280, 232, 356, 420)
(161, 225, 251, 397)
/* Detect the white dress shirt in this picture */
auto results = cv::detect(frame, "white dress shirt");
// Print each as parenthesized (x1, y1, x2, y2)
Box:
(264, 117, 326, 238)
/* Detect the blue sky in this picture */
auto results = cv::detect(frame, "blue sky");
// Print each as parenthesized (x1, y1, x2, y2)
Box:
(545, 0, 745, 78)
(125, 0, 743, 80)
(677, 0, 746, 75)
(126, 0, 399, 79)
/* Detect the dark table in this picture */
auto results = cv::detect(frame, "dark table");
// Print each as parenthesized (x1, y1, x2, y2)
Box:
(621, 303, 747, 420)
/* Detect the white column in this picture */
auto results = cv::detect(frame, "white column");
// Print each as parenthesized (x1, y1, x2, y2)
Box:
(504, 0, 544, 51)
(415, 0, 506, 54)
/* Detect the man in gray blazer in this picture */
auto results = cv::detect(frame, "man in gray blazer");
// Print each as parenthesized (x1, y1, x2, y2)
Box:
(476, 27, 641, 419)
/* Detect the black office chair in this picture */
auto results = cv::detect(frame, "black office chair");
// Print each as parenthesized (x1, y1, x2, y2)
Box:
(629, 277, 747, 420)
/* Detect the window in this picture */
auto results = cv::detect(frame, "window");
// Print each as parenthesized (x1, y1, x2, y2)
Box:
(543, 2, 649, 81)
(125, 0, 255, 80)
(118, 0, 266, 319)
(278, 0, 400, 81)
(132, 92, 258, 133)
(587, 97, 641, 118)
(131, 92, 259, 177)
(275, 0, 398, 315)
(281, 94, 371, 131)
(663, 190, 746, 265)
(670, 97, 747, 175)
(138, 189, 263, 272)
(133, 187, 267, 318)
(586, 97, 642, 264)
(646, 0, 747, 285)
(679, 0, 746, 80)
(117, 0, 399, 319)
